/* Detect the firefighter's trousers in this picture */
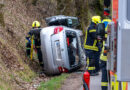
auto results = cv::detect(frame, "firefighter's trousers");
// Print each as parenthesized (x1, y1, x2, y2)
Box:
(101, 60, 108, 90)
(95, 51, 100, 72)
(26, 44, 43, 67)
(26, 42, 31, 58)
(85, 50, 96, 74)
(36, 47, 44, 67)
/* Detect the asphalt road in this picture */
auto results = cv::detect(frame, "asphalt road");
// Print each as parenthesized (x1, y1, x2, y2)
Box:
(61, 71, 102, 90)
(79, 72, 101, 90)
(90, 72, 101, 90)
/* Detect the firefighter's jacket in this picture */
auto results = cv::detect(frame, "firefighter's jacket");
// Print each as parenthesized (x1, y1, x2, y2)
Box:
(84, 22, 99, 52)
(100, 19, 111, 61)
(26, 28, 41, 48)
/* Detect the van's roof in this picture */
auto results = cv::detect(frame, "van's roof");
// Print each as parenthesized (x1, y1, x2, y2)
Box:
(45, 15, 78, 24)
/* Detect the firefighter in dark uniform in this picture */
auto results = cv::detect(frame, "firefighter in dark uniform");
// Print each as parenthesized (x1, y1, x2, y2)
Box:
(84, 16, 101, 76)
(26, 21, 43, 67)
(100, 19, 111, 90)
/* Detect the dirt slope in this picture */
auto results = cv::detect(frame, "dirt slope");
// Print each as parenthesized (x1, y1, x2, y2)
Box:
(0, 0, 56, 89)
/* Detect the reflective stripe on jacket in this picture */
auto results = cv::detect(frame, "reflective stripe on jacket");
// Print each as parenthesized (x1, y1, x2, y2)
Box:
(100, 41, 107, 61)
(84, 22, 99, 51)
(100, 19, 111, 61)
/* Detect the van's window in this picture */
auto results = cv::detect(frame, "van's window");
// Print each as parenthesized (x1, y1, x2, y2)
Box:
(127, 0, 130, 21)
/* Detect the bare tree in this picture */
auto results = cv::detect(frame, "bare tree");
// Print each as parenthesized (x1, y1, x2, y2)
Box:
(57, 0, 75, 16)
(75, 0, 88, 34)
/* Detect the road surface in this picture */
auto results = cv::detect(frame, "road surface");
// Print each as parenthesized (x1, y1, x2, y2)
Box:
(60, 72, 101, 90)
(90, 72, 101, 90)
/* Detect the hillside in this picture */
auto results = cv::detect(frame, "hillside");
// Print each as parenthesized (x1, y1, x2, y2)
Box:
(0, 0, 103, 90)
(0, 0, 55, 89)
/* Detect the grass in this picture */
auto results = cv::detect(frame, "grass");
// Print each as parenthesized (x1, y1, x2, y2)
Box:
(15, 64, 36, 82)
(38, 74, 69, 90)
(0, 76, 14, 90)
(0, 61, 14, 90)
(0, 38, 36, 83)
(0, 81, 13, 90)
(0, 3, 5, 27)
(14, 52, 37, 82)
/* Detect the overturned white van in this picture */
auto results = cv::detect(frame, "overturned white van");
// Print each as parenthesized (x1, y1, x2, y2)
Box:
(40, 15, 86, 75)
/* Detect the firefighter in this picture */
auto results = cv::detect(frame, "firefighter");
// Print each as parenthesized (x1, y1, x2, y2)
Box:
(100, 19, 111, 90)
(104, 0, 111, 16)
(26, 21, 44, 67)
(84, 16, 101, 76)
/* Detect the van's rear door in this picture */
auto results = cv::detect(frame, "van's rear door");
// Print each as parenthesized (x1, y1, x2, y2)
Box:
(51, 29, 70, 69)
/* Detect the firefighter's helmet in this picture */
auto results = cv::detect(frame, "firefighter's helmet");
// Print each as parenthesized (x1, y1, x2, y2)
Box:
(32, 21, 41, 28)
(92, 16, 101, 24)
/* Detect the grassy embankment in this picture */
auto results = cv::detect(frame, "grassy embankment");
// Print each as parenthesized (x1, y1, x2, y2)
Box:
(38, 74, 69, 90)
